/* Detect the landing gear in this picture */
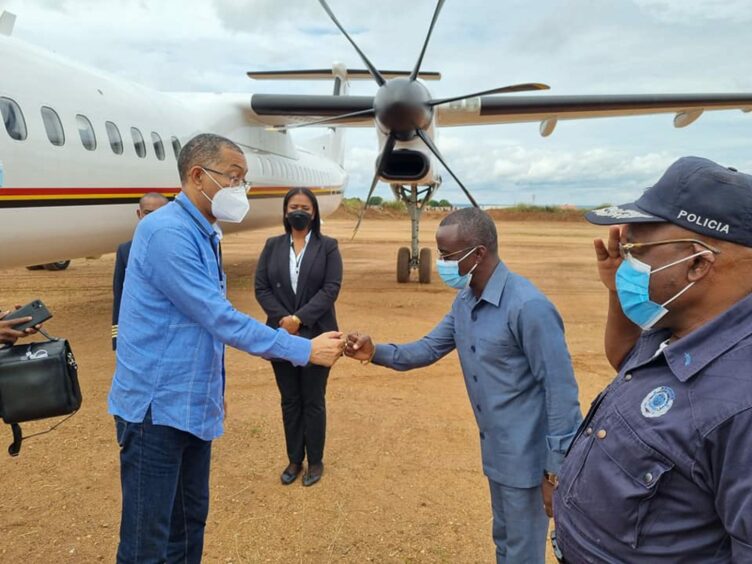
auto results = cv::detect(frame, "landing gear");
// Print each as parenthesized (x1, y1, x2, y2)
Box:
(391, 183, 438, 284)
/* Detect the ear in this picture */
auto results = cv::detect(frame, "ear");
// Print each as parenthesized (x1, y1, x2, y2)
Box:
(136, 209, 142, 219)
(687, 244, 716, 282)
(189, 166, 204, 188)
(475, 245, 487, 262)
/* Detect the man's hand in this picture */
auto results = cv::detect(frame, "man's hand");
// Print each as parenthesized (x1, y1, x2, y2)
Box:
(310, 331, 345, 367)
(279, 315, 301, 335)
(345, 332, 375, 362)
(0, 309, 33, 345)
(593, 225, 623, 291)
(541, 476, 555, 518)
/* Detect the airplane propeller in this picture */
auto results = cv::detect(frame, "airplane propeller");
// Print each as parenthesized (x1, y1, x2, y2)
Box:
(315, 0, 549, 235)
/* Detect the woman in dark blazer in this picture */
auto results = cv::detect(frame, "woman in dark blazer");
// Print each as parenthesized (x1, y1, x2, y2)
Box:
(255, 187, 343, 487)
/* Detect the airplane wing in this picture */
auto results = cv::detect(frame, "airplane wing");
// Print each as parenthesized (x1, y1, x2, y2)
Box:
(249, 92, 752, 132)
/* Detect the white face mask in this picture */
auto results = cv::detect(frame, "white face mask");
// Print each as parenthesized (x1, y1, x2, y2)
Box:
(201, 170, 250, 223)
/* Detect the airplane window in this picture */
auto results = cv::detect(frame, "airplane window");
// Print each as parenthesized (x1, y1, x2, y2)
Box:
(105, 121, 123, 155)
(131, 127, 146, 158)
(76, 114, 97, 151)
(41, 106, 65, 146)
(151, 132, 165, 161)
(171, 136, 181, 159)
(0, 97, 27, 141)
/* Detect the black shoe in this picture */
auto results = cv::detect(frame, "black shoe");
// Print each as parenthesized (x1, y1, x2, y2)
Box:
(303, 462, 324, 487)
(280, 463, 302, 485)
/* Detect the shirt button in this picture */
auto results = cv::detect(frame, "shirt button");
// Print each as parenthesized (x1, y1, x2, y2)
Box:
(624, 373, 633, 381)
(480, 432, 486, 440)
(585, 427, 593, 436)
(596, 429, 607, 439)
(472, 375, 478, 382)
(276, 282, 281, 288)
(476, 403, 482, 412)
(471, 345, 476, 353)
(644, 472, 653, 484)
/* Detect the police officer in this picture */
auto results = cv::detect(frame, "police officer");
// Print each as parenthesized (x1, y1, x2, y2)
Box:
(552, 156, 752, 562)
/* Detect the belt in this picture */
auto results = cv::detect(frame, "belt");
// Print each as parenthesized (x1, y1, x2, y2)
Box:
(550, 529, 567, 564)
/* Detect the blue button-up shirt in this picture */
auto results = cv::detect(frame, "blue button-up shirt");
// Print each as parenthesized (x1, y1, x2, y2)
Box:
(373, 262, 582, 488)
(554, 293, 752, 562)
(108, 192, 311, 441)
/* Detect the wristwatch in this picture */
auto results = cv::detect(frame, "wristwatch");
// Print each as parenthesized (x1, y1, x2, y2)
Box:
(544, 471, 559, 487)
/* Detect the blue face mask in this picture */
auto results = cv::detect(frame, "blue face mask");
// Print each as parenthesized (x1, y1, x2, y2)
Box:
(436, 247, 479, 289)
(615, 250, 709, 330)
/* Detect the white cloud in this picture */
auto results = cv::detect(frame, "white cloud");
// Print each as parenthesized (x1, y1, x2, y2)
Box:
(5, 0, 752, 204)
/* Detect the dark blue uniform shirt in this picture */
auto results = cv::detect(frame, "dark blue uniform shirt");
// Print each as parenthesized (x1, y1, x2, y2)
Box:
(554, 293, 752, 562)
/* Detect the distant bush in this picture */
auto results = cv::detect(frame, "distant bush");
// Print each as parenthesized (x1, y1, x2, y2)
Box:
(382, 199, 407, 212)
(509, 204, 567, 213)
(438, 199, 451, 208)
(367, 196, 383, 206)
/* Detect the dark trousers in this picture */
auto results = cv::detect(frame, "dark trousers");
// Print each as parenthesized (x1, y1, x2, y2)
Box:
(272, 361, 329, 465)
(115, 410, 212, 564)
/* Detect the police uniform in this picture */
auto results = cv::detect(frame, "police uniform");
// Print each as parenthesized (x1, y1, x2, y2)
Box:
(553, 157, 752, 562)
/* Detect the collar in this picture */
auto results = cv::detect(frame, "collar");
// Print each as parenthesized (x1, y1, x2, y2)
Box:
(289, 231, 312, 247)
(175, 192, 216, 241)
(625, 292, 752, 382)
(460, 261, 509, 307)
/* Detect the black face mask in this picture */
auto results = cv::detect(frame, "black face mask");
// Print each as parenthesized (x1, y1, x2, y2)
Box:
(287, 210, 312, 231)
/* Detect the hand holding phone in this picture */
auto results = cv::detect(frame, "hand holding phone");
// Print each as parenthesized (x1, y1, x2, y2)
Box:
(3, 300, 53, 332)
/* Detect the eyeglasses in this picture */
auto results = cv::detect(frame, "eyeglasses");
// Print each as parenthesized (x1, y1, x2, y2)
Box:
(201, 166, 252, 193)
(437, 246, 477, 261)
(618, 238, 721, 260)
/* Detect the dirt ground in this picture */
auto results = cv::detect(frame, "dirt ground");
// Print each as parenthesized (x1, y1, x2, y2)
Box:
(0, 216, 615, 563)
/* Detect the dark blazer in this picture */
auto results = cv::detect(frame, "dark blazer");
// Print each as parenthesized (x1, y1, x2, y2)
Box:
(255, 233, 342, 340)
(112, 240, 132, 350)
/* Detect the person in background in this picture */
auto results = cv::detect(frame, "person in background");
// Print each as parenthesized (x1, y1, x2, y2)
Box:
(255, 187, 343, 487)
(112, 193, 168, 350)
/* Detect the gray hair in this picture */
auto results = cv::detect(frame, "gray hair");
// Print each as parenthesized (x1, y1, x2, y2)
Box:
(439, 207, 498, 253)
(177, 133, 243, 184)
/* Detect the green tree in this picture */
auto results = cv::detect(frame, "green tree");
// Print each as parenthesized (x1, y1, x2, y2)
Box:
(367, 196, 383, 206)
(438, 199, 451, 208)
(428, 200, 440, 207)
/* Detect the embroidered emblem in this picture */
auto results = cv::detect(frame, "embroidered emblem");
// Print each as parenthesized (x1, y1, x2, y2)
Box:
(641, 386, 675, 418)
(590, 206, 654, 220)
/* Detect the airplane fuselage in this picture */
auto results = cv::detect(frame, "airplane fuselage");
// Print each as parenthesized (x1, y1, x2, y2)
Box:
(0, 34, 346, 269)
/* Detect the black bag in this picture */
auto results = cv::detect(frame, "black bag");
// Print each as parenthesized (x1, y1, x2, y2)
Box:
(0, 335, 81, 456)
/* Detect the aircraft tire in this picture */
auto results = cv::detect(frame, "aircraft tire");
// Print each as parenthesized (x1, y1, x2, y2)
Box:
(25, 265, 45, 271)
(397, 247, 410, 283)
(418, 248, 431, 284)
(43, 260, 71, 271)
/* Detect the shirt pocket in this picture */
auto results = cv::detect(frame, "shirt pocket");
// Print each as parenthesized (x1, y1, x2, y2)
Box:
(563, 408, 674, 549)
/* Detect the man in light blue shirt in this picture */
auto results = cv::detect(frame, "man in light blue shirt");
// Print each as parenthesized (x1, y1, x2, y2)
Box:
(108, 133, 345, 563)
(346, 208, 582, 563)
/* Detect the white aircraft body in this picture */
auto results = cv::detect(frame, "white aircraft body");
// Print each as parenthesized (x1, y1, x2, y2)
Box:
(2, 2, 752, 282)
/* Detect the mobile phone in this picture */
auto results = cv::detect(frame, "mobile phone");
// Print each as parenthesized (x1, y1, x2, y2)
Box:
(3, 299, 53, 331)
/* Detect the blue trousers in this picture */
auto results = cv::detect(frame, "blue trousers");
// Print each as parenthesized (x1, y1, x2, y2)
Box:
(488, 479, 549, 563)
(115, 411, 212, 564)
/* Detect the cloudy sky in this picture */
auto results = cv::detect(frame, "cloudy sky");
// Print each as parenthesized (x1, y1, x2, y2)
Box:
(5, 0, 752, 205)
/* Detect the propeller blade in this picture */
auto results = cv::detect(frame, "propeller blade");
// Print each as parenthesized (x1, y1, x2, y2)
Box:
(266, 108, 375, 132)
(409, 0, 446, 82)
(319, 0, 386, 87)
(428, 82, 550, 106)
(416, 129, 478, 208)
(352, 133, 397, 238)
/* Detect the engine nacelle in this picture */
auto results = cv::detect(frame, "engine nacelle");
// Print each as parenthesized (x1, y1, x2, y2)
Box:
(375, 134, 439, 185)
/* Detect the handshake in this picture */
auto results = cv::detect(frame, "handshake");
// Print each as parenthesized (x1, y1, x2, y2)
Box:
(308, 332, 376, 367)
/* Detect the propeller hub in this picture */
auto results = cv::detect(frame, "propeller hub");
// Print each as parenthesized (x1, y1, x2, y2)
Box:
(374, 78, 433, 140)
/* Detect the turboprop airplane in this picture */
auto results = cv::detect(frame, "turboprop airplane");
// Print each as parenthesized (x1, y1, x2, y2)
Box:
(2, 1, 752, 283)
